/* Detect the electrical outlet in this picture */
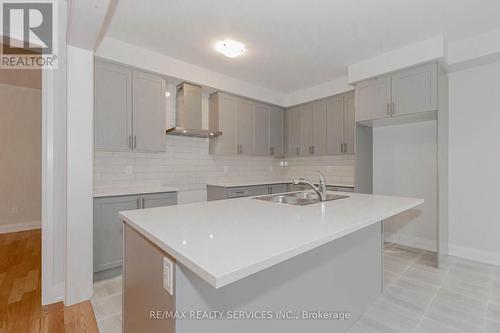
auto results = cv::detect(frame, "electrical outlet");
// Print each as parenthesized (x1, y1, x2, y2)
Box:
(163, 257, 174, 295)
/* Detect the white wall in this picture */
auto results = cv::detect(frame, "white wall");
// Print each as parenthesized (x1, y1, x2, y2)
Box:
(0, 83, 41, 232)
(448, 61, 500, 265)
(96, 37, 286, 106)
(373, 121, 438, 252)
(65, 45, 94, 305)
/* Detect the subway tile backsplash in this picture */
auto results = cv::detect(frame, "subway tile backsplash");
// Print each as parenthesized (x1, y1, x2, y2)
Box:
(94, 136, 354, 203)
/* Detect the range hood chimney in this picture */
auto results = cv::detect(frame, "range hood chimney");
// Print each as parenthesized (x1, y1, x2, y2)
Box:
(166, 82, 221, 138)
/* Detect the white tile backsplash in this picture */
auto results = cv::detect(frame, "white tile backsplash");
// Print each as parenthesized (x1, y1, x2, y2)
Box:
(94, 136, 354, 203)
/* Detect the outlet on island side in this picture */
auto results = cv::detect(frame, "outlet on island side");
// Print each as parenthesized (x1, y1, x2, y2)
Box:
(163, 257, 174, 295)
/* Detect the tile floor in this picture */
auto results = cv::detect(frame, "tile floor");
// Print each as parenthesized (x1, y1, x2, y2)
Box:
(350, 244, 500, 333)
(91, 275, 122, 333)
(92, 245, 500, 333)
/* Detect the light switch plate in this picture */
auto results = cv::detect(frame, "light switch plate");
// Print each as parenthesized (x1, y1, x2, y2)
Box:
(163, 257, 174, 295)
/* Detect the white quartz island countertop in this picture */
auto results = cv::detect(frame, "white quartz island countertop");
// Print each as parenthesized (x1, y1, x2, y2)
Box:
(119, 192, 423, 289)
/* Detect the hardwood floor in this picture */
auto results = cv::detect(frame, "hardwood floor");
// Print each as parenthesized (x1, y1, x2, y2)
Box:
(0, 229, 99, 332)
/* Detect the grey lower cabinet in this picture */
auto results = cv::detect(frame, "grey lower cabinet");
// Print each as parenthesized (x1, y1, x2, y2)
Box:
(207, 184, 288, 201)
(94, 59, 166, 152)
(93, 192, 177, 278)
(207, 183, 354, 201)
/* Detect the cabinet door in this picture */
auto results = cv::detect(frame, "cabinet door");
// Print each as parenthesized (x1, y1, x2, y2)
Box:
(355, 76, 391, 122)
(286, 107, 302, 156)
(269, 107, 284, 156)
(227, 186, 268, 198)
(94, 195, 139, 273)
(326, 95, 344, 155)
(253, 103, 270, 156)
(95, 60, 132, 151)
(141, 192, 177, 209)
(343, 92, 356, 154)
(235, 100, 254, 155)
(312, 100, 327, 155)
(391, 62, 437, 116)
(268, 184, 288, 194)
(132, 71, 166, 152)
(218, 94, 238, 154)
(300, 104, 314, 156)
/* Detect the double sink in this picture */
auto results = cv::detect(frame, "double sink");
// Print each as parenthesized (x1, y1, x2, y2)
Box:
(255, 191, 348, 206)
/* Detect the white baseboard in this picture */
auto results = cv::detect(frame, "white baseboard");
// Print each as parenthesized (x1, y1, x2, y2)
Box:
(384, 232, 437, 252)
(42, 282, 65, 305)
(449, 244, 500, 267)
(0, 221, 41, 234)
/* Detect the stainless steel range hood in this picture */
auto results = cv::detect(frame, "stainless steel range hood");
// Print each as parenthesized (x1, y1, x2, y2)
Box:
(166, 82, 221, 138)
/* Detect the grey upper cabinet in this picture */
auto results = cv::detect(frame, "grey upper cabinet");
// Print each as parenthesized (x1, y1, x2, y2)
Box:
(355, 76, 392, 122)
(209, 92, 285, 156)
(286, 91, 355, 157)
(326, 92, 355, 155)
(312, 100, 327, 155)
(254, 103, 270, 156)
(326, 94, 344, 155)
(94, 61, 132, 151)
(269, 107, 284, 156)
(286, 106, 302, 156)
(95, 59, 166, 152)
(355, 62, 438, 122)
(391, 62, 437, 116)
(209, 93, 238, 155)
(132, 70, 166, 152)
(300, 104, 314, 156)
(299, 102, 326, 156)
(344, 92, 356, 154)
(237, 100, 255, 155)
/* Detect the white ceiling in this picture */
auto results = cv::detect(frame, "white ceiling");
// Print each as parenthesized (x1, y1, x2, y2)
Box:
(105, 0, 500, 93)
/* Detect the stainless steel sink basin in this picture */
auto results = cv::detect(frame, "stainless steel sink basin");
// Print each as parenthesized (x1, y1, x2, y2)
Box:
(254, 192, 348, 206)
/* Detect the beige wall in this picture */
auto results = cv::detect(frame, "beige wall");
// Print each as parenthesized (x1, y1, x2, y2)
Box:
(0, 79, 42, 227)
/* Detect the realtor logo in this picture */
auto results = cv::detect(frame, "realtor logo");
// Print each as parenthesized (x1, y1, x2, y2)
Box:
(1, 0, 58, 68)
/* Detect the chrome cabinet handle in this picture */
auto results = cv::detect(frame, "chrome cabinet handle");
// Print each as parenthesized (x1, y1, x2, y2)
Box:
(142, 197, 145, 208)
(133, 136, 137, 149)
(392, 102, 395, 115)
(387, 103, 391, 115)
(136, 197, 140, 208)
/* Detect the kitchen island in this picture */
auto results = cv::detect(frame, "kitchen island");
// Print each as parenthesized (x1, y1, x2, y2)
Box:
(119, 191, 423, 333)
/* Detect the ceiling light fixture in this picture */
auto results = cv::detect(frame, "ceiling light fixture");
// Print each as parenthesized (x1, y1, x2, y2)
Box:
(215, 39, 246, 58)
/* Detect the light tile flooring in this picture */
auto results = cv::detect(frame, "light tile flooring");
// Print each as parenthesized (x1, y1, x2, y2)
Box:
(350, 244, 500, 333)
(91, 275, 122, 333)
(92, 245, 500, 333)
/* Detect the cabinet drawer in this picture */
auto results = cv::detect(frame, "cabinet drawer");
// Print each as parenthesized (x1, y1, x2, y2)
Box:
(287, 184, 308, 192)
(326, 186, 355, 193)
(268, 184, 288, 194)
(227, 186, 268, 198)
(141, 192, 177, 208)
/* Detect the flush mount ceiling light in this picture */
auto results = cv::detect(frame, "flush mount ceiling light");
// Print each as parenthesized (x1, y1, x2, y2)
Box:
(215, 39, 246, 58)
